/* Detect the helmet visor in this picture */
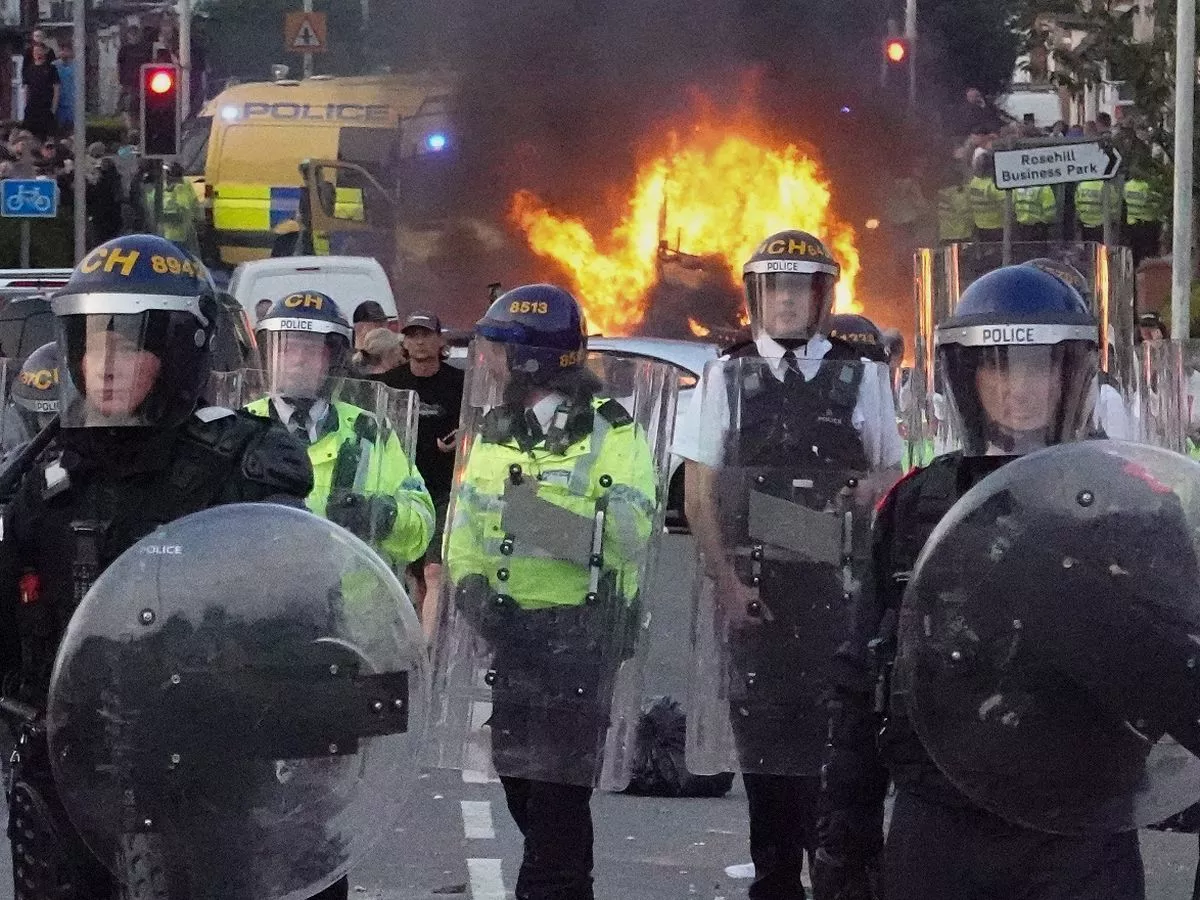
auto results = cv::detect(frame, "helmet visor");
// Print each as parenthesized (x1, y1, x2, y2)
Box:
(941, 343, 1097, 456)
(745, 272, 836, 343)
(260, 329, 340, 401)
(57, 313, 181, 428)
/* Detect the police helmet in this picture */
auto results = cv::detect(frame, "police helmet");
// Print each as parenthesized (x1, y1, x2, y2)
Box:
(936, 265, 1098, 456)
(10, 341, 59, 436)
(256, 290, 353, 401)
(743, 230, 840, 345)
(827, 313, 887, 362)
(52, 234, 218, 428)
(1023, 258, 1090, 299)
(475, 284, 587, 385)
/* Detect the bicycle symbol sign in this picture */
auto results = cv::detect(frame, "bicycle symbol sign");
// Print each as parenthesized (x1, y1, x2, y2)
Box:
(1, 179, 58, 218)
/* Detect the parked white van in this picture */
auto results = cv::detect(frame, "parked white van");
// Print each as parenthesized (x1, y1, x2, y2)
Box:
(227, 256, 397, 326)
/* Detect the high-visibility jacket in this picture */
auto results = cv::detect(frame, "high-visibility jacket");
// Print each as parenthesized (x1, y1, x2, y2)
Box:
(246, 397, 434, 566)
(1014, 185, 1056, 225)
(936, 186, 973, 242)
(145, 182, 200, 249)
(967, 176, 1005, 231)
(1124, 179, 1164, 225)
(1075, 180, 1117, 229)
(446, 397, 658, 610)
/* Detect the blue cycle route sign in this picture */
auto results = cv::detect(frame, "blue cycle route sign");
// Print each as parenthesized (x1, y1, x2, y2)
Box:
(1, 179, 59, 218)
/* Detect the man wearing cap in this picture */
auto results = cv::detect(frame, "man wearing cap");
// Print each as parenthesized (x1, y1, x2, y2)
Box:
(352, 300, 391, 351)
(378, 311, 465, 633)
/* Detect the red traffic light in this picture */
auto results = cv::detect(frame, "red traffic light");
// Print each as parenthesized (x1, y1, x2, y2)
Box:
(148, 70, 175, 94)
(885, 39, 908, 63)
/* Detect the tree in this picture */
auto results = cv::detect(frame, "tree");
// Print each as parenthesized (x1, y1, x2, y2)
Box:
(918, 0, 1024, 100)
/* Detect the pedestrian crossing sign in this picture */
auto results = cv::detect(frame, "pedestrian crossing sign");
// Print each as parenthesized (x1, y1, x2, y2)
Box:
(284, 11, 328, 53)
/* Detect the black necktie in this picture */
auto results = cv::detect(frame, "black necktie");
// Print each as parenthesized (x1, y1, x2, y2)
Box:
(291, 399, 315, 444)
(783, 349, 802, 388)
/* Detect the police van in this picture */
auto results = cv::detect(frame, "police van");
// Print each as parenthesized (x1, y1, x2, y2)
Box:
(180, 72, 456, 270)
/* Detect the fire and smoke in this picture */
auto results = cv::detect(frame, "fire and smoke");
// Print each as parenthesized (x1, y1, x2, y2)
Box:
(509, 118, 861, 336)
(419, 0, 910, 331)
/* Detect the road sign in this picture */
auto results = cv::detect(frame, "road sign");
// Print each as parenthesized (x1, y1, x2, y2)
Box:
(992, 142, 1123, 190)
(1, 179, 58, 218)
(285, 11, 327, 53)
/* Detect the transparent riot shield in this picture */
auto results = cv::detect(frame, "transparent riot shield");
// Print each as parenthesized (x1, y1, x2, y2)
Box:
(1132, 340, 1186, 451)
(684, 357, 903, 776)
(913, 242, 1136, 452)
(427, 345, 677, 790)
(211, 370, 426, 565)
(897, 441, 1200, 835)
(47, 503, 429, 900)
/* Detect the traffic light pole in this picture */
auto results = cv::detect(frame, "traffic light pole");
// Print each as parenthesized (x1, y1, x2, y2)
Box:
(72, 0, 86, 262)
(303, 0, 314, 77)
(905, 0, 917, 110)
(1171, 0, 1196, 340)
(179, 0, 191, 119)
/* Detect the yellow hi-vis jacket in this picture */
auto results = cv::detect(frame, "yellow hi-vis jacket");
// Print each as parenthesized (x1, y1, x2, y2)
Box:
(967, 176, 1005, 231)
(1014, 185, 1056, 225)
(936, 185, 973, 242)
(246, 397, 434, 566)
(446, 398, 658, 611)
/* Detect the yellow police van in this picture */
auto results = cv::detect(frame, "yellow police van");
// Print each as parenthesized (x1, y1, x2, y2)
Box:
(178, 72, 455, 269)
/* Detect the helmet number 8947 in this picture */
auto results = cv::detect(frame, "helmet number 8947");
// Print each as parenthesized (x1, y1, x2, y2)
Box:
(509, 301, 548, 314)
(150, 254, 197, 277)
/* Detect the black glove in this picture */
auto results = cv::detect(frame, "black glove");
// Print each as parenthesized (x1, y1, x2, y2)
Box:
(454, 574, 511, 644)
(811, 847, 880, 900)
(326, 492, 398, 542)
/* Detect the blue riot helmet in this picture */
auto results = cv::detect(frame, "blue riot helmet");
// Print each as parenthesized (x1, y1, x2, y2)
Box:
(255, 290, 353, 401)
(936, 265, 1098, 456)
(1022, 258, 1090, 299)
(12, 341, 60, 432)
(826, 313, 887, 362)
(475, 284, 588, 397)
(52, 234, 219, 428)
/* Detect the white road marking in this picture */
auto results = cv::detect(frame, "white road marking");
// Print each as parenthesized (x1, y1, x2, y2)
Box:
(461, 800, 496, 840)
(467, 857, 507, 900)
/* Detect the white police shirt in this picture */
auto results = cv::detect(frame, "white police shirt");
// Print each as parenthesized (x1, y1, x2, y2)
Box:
(673, 333, 904, 469)
(271, 396, 331, 445)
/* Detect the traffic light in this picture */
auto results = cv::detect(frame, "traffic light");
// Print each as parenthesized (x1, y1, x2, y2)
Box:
(881, 36, 913, 98)
(140, 63, 180, 157)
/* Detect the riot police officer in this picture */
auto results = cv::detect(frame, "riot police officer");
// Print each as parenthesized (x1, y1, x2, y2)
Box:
(814, 265, 1142, 899)
(0, 341, 60, 458)
(247, 291, 434, 567)
(434, 284, 671, 900)
(0, 234, 317, 899)
(678, 230, 902, 900)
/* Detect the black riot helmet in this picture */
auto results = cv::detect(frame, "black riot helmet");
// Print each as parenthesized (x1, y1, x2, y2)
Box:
(51, 234, 219, 429)
(935, 265, 1098, 457)
(255, 290, 353, 402)
(742, 230, 840, 345)
(11, 341, 60, 433)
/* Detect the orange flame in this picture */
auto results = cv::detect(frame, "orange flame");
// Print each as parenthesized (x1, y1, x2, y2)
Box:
(510, 121, 860, 336)
(687, 317, 711, 338)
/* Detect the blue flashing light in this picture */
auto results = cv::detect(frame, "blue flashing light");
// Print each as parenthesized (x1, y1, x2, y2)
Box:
(426, 132, 448, 152)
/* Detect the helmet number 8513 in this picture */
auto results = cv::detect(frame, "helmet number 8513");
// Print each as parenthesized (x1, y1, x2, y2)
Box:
(510, 300, 548, 314)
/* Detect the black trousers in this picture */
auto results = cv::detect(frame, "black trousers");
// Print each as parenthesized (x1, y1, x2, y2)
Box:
(883, 791, 1145, 900)
(742, 772, 820, 900)
(500, 776, 595, 900)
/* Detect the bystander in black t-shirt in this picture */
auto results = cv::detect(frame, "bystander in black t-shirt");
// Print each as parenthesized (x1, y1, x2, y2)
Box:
(378, 362, 465, 502)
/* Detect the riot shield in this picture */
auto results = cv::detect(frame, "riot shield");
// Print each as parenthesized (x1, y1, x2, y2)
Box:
(213, 370, 425, 563)
(897, 440, 1200, 835)
(685, 357, 902, 776)
(1132, 339, 1186, 451)
(47, 502, 428, 900)
(427, 345, 676, 790)
(913, 242, 1136, 451)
